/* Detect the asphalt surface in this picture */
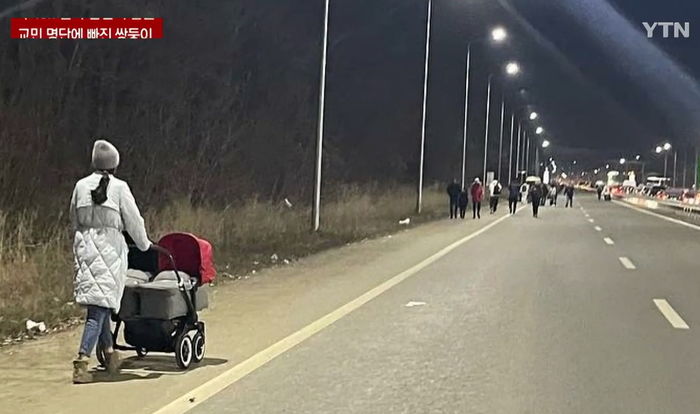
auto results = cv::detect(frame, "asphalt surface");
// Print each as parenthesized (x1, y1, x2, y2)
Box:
(5, 194, 700, 413)
(191, 194, 700, 414)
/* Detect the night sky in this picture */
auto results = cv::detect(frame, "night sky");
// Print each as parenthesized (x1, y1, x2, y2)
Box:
(3, 0, 697, 182)
(324, 0, 700, 179)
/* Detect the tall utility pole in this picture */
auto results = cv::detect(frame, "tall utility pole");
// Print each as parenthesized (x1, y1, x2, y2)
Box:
(695, 146, 699, 189)
(497, 94, 505, 181)
(515, 121, 522, 181)
(482, 75, 493, 183)
(416, 0, 432, 213)
(673, 150, 678, 187)
(460, 42, 471, 190)
(508, 113, 515, 182)
(683, 150, 688, 188)
(524, 132, 530, 175)
(311, 0, 331, 232)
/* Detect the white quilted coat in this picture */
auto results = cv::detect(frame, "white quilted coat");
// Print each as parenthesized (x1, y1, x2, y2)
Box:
(70, 173, 151, 311)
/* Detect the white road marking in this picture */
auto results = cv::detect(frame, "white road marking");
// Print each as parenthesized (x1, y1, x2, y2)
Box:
(588, 218, 595, 223)
(585, 213, 590, 218)
(152, 212, 516, 414)
(603, 237, 615, 245)
(404, 301, 426, 307)
(653, 299, 690, 329)
(614, 200, 700, 232)
(594, 226, 602, 231)
(619, 257, 636, 270)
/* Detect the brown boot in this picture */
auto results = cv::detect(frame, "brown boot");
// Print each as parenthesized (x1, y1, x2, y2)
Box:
(72, 358, 92, 384)
(105, 351, 121, 375)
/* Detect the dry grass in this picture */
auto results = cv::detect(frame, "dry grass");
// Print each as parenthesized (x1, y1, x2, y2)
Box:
(0, 184, 444, 338)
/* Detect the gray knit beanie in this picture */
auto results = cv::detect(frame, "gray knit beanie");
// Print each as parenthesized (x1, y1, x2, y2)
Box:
(91, 139, 120, 170)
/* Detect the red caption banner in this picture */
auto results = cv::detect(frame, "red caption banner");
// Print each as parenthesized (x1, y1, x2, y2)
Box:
(10, 18, 163, 39)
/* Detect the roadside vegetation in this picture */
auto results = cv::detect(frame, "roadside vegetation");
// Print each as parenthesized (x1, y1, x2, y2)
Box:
(0, 184, 444, 339)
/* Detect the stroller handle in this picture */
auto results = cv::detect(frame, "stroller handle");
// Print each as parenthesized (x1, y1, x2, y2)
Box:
(147, 244, 186, 287)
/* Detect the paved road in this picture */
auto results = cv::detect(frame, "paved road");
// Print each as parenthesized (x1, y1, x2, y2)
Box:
(189, 195, 700, 414)
(4, 194, 700, 413)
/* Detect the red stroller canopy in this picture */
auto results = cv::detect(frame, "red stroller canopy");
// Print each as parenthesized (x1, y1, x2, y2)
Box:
(157, 232, 216, 285)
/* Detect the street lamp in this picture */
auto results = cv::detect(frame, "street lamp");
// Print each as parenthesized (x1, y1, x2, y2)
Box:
(529, 112, 538, 120)
(654, 142, 672, 179)
(482, 61, 520, 184)
(635, 154, 641, 161)
(535, 139, 551, 177)
(535, 126, 544, 134)
(491, 26, 507, 42)
(460, 26, 508, 190)
(505, 61, 520, 76)
(311, 0, 332, 231)
(416, 0, 433, 213)
(507, 113, 516, 182)
(619, 158, 626, 165)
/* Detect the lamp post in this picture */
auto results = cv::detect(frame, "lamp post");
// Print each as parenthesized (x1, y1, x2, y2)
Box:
(497, 93, 505, 181)
(483, 61, 520, 183)
(311, 0, 332, 231)
(416, 0, 432, 213)
(683, 150, 688, 188)
(482, 74, 493, 184)
(515, 121, 522, 181)
(524, 133, 530, 175)
(693, 147, 698, 191)
(508, 113, 515, 182)
(655, 142, 672, 182)
(673, 150, 678, 187)
(695, 146, 698, 189)
(460, 26, 508, 190)
(535, 139, 550, 177)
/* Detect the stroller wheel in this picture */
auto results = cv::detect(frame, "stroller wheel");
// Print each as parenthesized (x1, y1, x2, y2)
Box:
(192, 332, 205, 363)
(136, 347, 148, 358)
(96, 342, 107, 367)
(175, 333, 193, 369)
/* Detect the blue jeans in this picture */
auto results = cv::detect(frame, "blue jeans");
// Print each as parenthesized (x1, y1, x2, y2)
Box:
(78, 305, 113, 356)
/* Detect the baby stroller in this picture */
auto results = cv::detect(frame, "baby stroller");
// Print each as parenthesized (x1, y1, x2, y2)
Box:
(96, 232, 216, 369)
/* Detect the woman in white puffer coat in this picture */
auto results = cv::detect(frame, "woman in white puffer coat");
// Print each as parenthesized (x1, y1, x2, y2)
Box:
(69, 139, 151, 383)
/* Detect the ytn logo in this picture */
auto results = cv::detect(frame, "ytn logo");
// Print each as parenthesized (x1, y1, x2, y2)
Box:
(643, 22, 690, 38)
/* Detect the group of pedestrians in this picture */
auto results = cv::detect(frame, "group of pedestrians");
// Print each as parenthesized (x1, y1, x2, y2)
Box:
(446, 177, 503, 220)
(447, 178, 576, 220)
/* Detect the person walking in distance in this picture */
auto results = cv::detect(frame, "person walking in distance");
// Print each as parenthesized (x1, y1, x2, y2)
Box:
(548, 184, 558, 206)
(530, 182, 543, 218)
(596, 184, 603, 200)
(488, 179, 502, 214)
(508, 180, 520, 214)
(565, 184, 575, 208)
(446, 179, 461, 219)
(470, 178, 484, 219)
(458, 189, 469, 219)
